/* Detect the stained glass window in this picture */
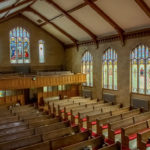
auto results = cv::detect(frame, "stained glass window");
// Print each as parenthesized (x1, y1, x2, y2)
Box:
(10, 27, 30, 64)
(0, 91, 5, 97)
(81, 51, 93, 86)
(39, 40, 45, 63)
(102, 48, 117, 90)
(131, 44, 150, 94)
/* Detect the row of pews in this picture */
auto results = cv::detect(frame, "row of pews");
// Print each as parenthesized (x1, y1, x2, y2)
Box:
(0, 97, 150, 149)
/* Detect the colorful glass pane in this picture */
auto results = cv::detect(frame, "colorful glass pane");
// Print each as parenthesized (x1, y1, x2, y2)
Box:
(81, 51, 93, 86)
(90, 63, 93, 86)
(108, 61, 113, 89)
(24, 37, 30, 63)
(132, 60, 138, 93)
(10, 36, 17, 63)
(58, 85, 62, 91)
(103, 62, 107, 88)
(43, 87, 47, 93)
(39, 40, 45, 63)
(10, 27, 30, 64)
(146, 60, 150, 95)
(0, 91, 5, 97)
(139, 62, 145, 94)
(103, 48, 117, 90)
(114, 62, 117, 90)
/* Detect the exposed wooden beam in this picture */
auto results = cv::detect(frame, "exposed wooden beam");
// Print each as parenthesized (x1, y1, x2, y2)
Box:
(0, 7, 27, 24)
(46, 0, 97, 44)
(135, 0, 150, 18)
(50, 0, 98, 21)
(20, 14, 65, 47)
(0, 0, 35, 14)
(3, 0, 20, 18)
(84, 0, 125, 45)
(26, 7, 78, 45)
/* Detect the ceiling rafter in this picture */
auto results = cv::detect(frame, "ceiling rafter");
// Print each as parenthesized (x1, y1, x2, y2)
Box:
(0, 7, 27, 24)
(46, 0, 98, 47)
(3, 0, 20, 18)
(50, 0, 98, 21)
(0, 0, 36, 14)
(20, 14, 65, 47)
(26, 7, 78, 46)
(84, 0, 125, 45)
(135, 0, 150, 18)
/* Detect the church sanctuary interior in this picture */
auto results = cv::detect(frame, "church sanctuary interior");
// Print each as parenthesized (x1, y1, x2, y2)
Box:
(1, 0, 150, 150)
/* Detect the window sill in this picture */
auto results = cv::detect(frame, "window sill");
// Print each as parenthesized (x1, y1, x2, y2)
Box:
(102, 88, 118, 91)
(131, 92, 150, 96)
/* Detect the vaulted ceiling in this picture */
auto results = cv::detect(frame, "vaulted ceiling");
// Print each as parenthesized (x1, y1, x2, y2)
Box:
(0, 0, 150, 46)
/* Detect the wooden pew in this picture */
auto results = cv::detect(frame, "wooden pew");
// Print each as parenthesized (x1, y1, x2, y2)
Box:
(0, 128, 35, 143)
(51, 98, 92, 115)
(108, 117, 134, 142)
(16, 141, 50, 150)
(109, 111, 150, 143)
(42, 125, 80, 141)
(61, 136, 104, 150)
(25, 115, 50, 124)
(0, 116, 18, 124)
(0, 121, 26, 130)
(137, 129, 150, 150)
(19, 113, 43, 120)
(16, 131, 91, 150)
(71, 103, 112, 125)
(49, 131, 91, 150)
(64, 101, 104, 121)
(0, 134, 42, 150)
(29, 118, 60, 128)
(54, 101, 74, 116)
(87, 107, 131, 131)
(0, 124, 28, 136)
(35, 120, 70, 134)
(99, 142, 121, 150)
(121, 120, 150, 149)
(95, 108, 140, 136)
(79, 104, 120, 129)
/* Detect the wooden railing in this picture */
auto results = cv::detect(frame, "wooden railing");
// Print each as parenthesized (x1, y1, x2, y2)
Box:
(0, 74, 86, 90)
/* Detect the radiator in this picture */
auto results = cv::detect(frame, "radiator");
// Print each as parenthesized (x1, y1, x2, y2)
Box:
(131, 98, 149, 111)
(103, 93, 116, 104)
(82, 90, 92, 98)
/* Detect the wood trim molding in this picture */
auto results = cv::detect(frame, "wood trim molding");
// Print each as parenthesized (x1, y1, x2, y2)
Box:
(65, 28, 150, 48)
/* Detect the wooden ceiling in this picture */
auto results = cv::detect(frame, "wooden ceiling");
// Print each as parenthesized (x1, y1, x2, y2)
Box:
(0, 0, 150, 47)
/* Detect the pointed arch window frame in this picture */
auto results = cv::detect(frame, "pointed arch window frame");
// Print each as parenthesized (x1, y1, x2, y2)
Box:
(130, 44, 150, 95)
(102, 47, 118, 90)
(10, 27, 30, 64)
(81, 51, 93, 87)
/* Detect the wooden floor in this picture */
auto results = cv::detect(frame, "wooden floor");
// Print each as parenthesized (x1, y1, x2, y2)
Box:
(0, 97, 150, 150)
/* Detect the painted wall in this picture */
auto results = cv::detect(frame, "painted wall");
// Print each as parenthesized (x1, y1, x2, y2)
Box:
(0, 16, 65, 73)
(65, 36, 150, 106)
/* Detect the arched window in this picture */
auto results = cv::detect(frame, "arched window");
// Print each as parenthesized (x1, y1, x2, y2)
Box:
(39, 40, 45, 63)
(102, 48, 117, 90)
(81, 51, 93, 86)
(131, 44, 150, 95)
(10, 27, 30, 64)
